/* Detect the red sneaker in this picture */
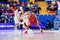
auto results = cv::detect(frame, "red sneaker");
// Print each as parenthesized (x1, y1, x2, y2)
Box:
(24, 30, 28, 34)
(40, 29, 43, 33)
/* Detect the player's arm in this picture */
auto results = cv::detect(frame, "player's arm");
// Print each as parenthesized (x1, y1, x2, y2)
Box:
(34, 14, 38, 23)
(35, 14, 41, 24)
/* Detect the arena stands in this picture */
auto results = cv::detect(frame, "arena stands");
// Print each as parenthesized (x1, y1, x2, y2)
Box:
(0, 0, 58, 30)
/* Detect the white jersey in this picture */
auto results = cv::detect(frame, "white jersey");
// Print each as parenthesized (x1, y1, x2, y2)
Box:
(19, 20, 26, 28)
(22, 15, 29, 25)
(18, 12, 30, 29)
(14, 9, 20, 24)
(22, 12, 30, 25)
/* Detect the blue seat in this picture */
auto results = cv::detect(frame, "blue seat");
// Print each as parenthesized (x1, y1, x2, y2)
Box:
(48, 15, 55, 22)
(19, 0, 24, 2)
(47, 1, 51, 4)
(38, 15, 47, 24)
(24, 0, 29, 2)
(30, 23, 45, 29)
(38, 15, 48, 28)
(38, 15, 44, 22)
(0, 6, 2, 9)
(1, 2, 6, 4)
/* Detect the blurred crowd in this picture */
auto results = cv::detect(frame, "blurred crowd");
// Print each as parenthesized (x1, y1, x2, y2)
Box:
(0, 1, 58, 23)
(0, 1, 40, 23)
(47, 1, 58, 15)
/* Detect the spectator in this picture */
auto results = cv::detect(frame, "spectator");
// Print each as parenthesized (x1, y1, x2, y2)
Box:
(26, 2, 30, 11)
(22, 2, 24, 8)
(46, 18, 54, 29)
(9, 0, 14, 7)
(3, 4, 8, 11)
(16, 2, 21, 7)
(0, 9, 4, 23)
(5, 11, 9, 23)
(54, 2, 58, 11)
(0, 8, 2, 18)
(33, 2, 38, 8)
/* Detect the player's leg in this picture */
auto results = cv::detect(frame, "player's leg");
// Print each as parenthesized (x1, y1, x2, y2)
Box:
(14, 23, 18, 29)
(24, 22, 30, 29)
(14, 17, 18, 29)
(23, 22, 30, 34)
(20, 24, 23, 30)
(37, 23, 43, 33)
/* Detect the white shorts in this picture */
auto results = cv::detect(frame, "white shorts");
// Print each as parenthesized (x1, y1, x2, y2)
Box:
(18, 21, 25, 28)
(14, 17, 19, 24)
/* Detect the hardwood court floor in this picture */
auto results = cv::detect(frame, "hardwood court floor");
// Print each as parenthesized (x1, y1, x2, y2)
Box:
(0, 30, 60, 40)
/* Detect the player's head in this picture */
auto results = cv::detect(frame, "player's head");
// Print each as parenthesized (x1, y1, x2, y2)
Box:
(31, 11, 35, 17)
(13, 5, 17, 10)
(20, 19, 23, 22)
(26, 12, 30, 16)
(20, 13, 23, 16)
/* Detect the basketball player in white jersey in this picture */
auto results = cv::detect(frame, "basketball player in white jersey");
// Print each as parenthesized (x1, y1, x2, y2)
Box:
(18, 11, 30, 30)
(14, 8, 20, 29)
(23, 11, 31, 29)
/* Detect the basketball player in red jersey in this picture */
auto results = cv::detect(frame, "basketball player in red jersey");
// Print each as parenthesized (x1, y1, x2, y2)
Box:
(29, 12, 43, 33)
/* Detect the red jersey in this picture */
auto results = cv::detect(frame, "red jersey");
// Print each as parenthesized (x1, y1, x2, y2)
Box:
(29, 14, 37, 25)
